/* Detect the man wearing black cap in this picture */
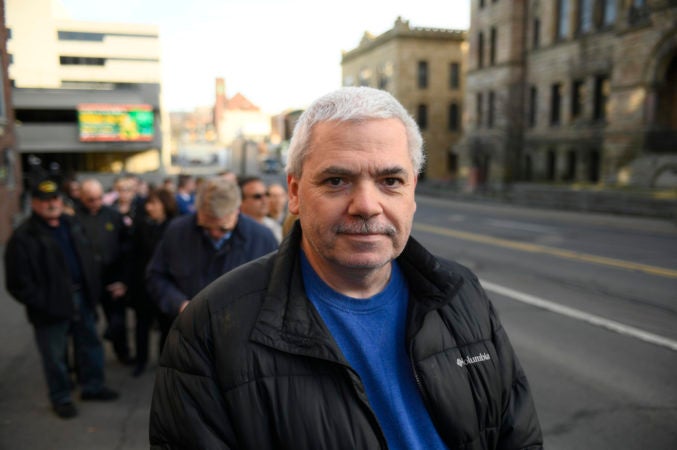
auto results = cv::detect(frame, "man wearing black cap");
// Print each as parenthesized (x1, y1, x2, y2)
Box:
(4, 178, 120, 419)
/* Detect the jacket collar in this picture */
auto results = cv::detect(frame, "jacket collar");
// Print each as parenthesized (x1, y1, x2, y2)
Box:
(250, 221, 464, 361)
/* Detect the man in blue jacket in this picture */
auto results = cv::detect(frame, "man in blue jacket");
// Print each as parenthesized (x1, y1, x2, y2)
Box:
(146, 176, 279, 318)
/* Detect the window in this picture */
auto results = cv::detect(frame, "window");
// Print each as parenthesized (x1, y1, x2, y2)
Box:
(59, 56, 105, 66)
(565, 150, 577, 181)
(448, 152, 459, 175)
(6, 28, 11, 39)
(550, 83, 562, 125)
(58, 31, 105, 41)
(0, 55, 5, 122)
(449, 63, 460, 89)
(571, 79, 585, 119)
(533, 18, 541, 49)
(57, 31, 159, 40)
(478, 32, 485, 68)
(602, 0, 617, 26)
(546, 149, 557, 180)
(358, 68, 372, 87)
(490, 27, 497, 65)
(488, 91, 496, 128)
(578, 0, 593, 34)
(378, 74, 388, 90)
(528, 86, 538, 127)
(588, 149, 600, 182)
(378, 62, 393, 90)
(15, 109, 78, 123)
(593, 75, 610, 121)
(557, 0, 570, 40)
(417, 104, 428, 130)
(417, 61, 429, 89)
(480, 0, 485, 9)
(476, 92, 484, 127)
(448, 103, 460, 131)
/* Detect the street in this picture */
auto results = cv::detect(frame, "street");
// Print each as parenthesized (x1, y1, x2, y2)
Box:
(413, 196, 677, 449)
(1, 194, 676, 449)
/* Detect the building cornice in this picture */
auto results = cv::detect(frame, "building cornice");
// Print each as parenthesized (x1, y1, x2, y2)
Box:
(342, 17, 466, 63)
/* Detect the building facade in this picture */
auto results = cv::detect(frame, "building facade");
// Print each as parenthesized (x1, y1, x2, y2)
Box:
(459, 0, 677, 189)
(6, 0, 168, 178)
(214, 77, 271, 147)
(342, 17, 467, 180)
(0, 0, 20, 244)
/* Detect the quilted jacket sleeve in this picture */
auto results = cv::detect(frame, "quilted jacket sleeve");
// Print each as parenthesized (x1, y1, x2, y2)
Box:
(145, 230, 190, 317)
(149, 298, 234, 449)
(4, 232, 44, 310)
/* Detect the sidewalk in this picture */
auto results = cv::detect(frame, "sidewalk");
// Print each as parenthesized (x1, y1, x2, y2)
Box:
(416, 180, 677, 221)
(0, 249, 156, 450)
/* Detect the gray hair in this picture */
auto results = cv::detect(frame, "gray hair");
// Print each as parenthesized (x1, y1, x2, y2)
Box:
(285, 86, 424, 177)
(194, 177, 241, 217)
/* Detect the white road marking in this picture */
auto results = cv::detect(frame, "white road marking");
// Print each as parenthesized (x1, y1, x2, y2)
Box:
(481, 280, 677, 352)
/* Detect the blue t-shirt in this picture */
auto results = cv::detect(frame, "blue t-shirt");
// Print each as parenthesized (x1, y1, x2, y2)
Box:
(301, 252, 447, 450)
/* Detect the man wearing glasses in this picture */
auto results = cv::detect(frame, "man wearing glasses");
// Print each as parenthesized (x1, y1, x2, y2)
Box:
(239, 176, 283, 243)
(146, 177, 278, 318)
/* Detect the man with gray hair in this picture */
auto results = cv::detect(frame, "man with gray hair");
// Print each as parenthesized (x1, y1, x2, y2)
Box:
(151, 87, 542, 449)
(146, 176, 278, 317)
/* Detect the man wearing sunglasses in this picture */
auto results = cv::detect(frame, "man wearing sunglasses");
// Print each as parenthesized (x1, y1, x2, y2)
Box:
(239, 176, 283, 243)
(146, 177, 278, 318)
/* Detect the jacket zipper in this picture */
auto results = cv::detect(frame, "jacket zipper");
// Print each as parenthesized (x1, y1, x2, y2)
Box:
(338, 361, 390, 450)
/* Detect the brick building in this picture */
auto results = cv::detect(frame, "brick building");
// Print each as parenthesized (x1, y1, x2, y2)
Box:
(458, 0, 677, 189)
(0, 0, 20, 244)
(342, 17, 467, 180)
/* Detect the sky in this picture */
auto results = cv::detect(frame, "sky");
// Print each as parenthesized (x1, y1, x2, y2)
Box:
(60, 0, 470, 114)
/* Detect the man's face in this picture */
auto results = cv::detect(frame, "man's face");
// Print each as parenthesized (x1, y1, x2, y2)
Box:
(267, 185, 287, 217)
(32, 196, 64, 222)
(240, 180, 269, 221)
(115, 179, 135, 204)
(80, 185, 103, 214)
(288, 118, 417, 275)
(196, 208, 239, 241)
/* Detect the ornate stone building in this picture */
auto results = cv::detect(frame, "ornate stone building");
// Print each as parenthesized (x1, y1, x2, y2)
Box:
(342, 17, 467, 180)
(459, 0, 677, 189)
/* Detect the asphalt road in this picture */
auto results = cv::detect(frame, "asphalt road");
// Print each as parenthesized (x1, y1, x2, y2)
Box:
(1, 194, 676, 449)
(412, 196, 677, 449)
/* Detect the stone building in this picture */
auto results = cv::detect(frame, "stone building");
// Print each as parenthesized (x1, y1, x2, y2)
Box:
(342, 17, 467, 180)
(459, 0, 677, 189)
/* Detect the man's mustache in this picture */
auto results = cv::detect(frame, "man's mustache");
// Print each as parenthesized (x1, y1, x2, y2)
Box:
(335, 221, 396, 236)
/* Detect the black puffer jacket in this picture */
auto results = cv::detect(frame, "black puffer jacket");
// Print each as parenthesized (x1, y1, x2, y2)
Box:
(150, 224, 543, 449)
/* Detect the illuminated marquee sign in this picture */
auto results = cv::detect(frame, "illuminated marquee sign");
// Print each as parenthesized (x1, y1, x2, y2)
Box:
(78, 104, 154, 142)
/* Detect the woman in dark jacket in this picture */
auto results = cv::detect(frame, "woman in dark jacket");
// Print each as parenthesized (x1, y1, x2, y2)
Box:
(129, 187, 177, 377)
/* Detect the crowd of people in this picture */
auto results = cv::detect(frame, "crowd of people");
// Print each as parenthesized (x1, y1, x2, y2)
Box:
(4, 168, 289, 419)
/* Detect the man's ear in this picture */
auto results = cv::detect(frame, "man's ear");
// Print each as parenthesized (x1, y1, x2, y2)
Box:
(287, 174, 300, 215)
